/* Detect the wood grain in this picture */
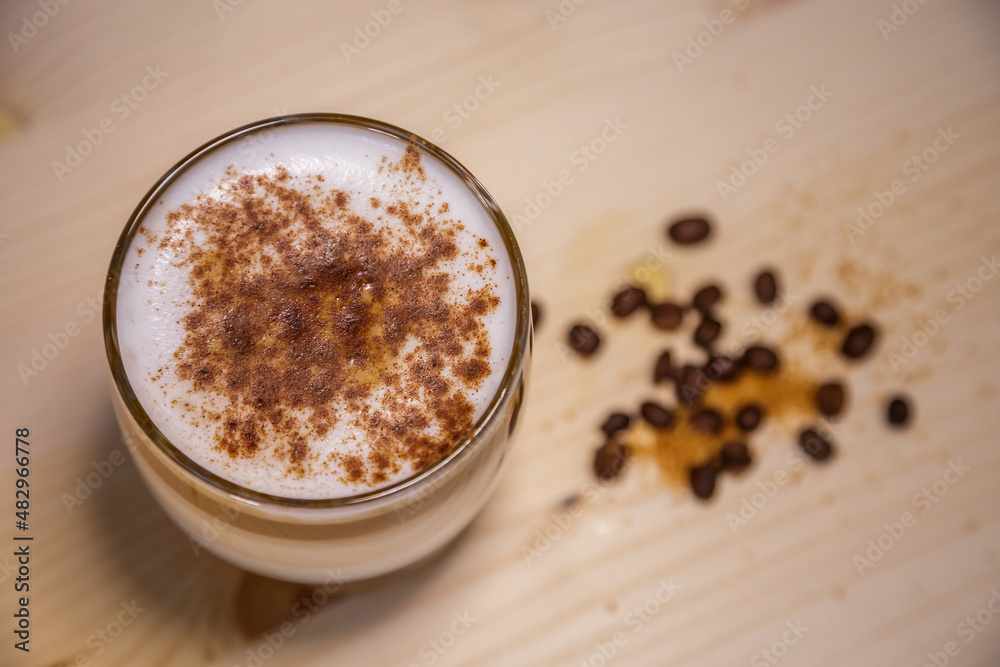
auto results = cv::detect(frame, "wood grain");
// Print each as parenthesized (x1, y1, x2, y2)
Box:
(1, 0, 999, 665)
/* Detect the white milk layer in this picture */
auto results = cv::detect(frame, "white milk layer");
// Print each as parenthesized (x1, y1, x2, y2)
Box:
(115, 122, 516, 499)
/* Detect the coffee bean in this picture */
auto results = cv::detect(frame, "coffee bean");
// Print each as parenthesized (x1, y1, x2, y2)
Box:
(667, 216, 712, 245)
(798, 427, 834, 462)
(568, 324, 600, 357)
(809, 299, 841, 326)
(719, 441, 752, 473)
(653, 349, 674, 384)
(689, 464, 717, 500)
(650, 301, 684, 330)
(611, 286, 647, 318)
(742, 345, 780, 372)
(841, 323, 877, 360)
(690, 408, 723, 434)
(705, 354, 740, 382)
(594, 442, 629, 481)
(692, 283, 723, 313)
(735, 404, 763, 432)
(676, 364, 708, 405)
(693, 315, 722, 349)
(530, 301, 542, 330)
(753, 269, 778, 304)
(641, 401, 674, 428)
(600, 412, 631, 437)
(886, 395, 912, 427)
(815, 381, 846, 417)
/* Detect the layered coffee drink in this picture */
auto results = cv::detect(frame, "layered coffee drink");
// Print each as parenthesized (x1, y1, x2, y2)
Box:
(105, 115, 529, 582)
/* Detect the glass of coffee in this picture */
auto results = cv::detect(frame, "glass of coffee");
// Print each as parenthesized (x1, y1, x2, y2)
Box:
(103, 114, 530, 584)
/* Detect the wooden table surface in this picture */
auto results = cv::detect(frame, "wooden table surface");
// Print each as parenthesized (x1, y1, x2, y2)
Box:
(1, 0, 999, 665)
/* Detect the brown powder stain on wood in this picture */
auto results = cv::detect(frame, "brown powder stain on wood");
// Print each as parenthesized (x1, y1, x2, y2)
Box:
(628, 366, 818, 487)
(835, 258, 923, 312)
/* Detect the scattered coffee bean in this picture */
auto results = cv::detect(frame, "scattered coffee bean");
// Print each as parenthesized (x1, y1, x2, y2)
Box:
(600, 412, 631, 437)
(594, 442, 629, 481)
(886, 395, 912, 427)
(719, 441, 752, 473)
(676, 364, 708, 405)
(705, 354, 740, 383)
(815, 381, 846, 417)
(653, 349, 674, 384)
(690, 408, 723, 434)
(735, 404, 763, 432)
(809, 299, 841, 326)
(742, 345, 780, 372)
(650, 301, 684, 330)
(641, 401, 674, 428)
(798, 427, 834, 461)
(568, 324, 601, 357)
(841, 323, 877, 360)
(692, 283, 723, 313)
(693, 315, 722, 349)
(571, 207, 894, 498)
(530, 301, 542, 330)
(611, 286, 647, 317)
(689, 464, 717, 500)
(753, 269, 779, 304)
(667, 216, 712, 246)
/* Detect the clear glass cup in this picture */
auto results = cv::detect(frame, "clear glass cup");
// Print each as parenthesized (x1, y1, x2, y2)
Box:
(103, 114, 530, 584)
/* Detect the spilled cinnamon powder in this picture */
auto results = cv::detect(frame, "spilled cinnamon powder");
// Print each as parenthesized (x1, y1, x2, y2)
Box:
(628, 366, 818, 487)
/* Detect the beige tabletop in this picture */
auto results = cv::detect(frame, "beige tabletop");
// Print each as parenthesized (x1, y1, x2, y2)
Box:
(2, 0, 999, 665)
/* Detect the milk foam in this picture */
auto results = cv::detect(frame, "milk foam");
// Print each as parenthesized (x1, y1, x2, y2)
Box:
(116, 122, 516, 499)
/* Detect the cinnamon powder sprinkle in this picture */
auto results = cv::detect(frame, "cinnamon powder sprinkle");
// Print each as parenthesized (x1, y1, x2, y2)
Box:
(145, 148, 500, 488)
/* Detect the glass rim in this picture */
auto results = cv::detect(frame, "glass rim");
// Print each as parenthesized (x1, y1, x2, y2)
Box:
(103, 112, 530, 509)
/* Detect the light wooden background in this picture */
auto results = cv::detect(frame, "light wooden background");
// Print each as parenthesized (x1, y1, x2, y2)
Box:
(1, 0, 999, 665)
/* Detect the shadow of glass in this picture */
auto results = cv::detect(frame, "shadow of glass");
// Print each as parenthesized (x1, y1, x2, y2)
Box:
(87, 401, 469, 663)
